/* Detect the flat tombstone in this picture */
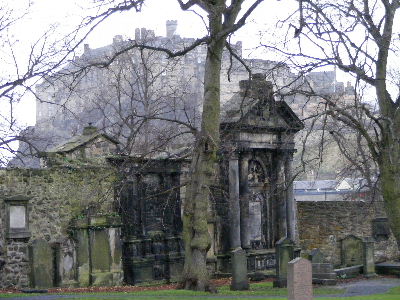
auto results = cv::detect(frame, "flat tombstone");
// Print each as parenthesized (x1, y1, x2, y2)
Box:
(288, 257, 313, 300)
(341, 235, 363, 267)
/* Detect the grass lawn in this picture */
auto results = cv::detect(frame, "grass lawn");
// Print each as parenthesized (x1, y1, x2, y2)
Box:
(1, 282, 400, 300)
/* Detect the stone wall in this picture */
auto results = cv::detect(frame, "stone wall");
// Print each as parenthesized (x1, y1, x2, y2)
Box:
(297, 200, 399, 266)
(0, 166, 117, 288)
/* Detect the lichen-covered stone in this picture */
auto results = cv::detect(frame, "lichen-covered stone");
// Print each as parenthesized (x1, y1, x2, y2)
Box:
(0, 166, 116, 288)
(297, 201, 399, 266)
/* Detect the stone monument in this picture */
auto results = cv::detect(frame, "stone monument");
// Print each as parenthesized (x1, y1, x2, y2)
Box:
(273, 237, 295, 287)
(288, 257, 313, 300)
(230, 247, 250, 290)
(363, 237, 376, 277)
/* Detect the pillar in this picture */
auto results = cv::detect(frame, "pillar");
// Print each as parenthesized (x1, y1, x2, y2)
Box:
(229, 156, 241, 249)
(284, 152, 296, 241)
(276, 157, 287, 239)
(239, 154, 251, 249)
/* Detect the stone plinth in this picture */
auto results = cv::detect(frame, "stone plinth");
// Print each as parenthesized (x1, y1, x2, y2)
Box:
(288, 257, 313, 300)
(363, 237, 376, 277)
(273, 237, 294, 288)
(230, 248, 249, 290)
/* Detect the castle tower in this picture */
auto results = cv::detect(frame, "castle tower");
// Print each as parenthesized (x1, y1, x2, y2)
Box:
(166, 20, 178, 38)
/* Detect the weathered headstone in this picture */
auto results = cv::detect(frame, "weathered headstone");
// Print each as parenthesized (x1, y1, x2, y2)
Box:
(273, 237, 295, 288)
(341, 235, 363, 267)
(288, 257, 313, 300)
(29, 239, 54, 288)
(363, 237, 376, 277)
(230, 247, 249, 290)
(312, 263, 337, 285)
(76, 229, 90, 287)
(309, 248, 324, 263)
(308, 248, 336, 285)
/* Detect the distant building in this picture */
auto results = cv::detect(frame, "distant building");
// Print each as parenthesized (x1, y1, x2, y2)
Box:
(294, 178, 374, 201)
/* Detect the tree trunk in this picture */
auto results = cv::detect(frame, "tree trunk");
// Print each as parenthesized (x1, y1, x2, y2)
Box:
(182, 12, 225, 291)
(379, 124, 400, 247)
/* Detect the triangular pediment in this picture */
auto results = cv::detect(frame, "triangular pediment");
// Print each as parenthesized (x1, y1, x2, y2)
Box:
(221, 93, 303, 132)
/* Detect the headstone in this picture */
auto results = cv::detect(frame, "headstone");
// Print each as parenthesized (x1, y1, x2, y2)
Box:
(363, 237, 376, 277)
(230, 247, 249, 290)
(273, 237, 295, 288)
(341, 235, 363, 267)
(29, 239, 54, 288)
(76, 229, 90, 286)
(311, 263, 337, 285)
(288, 257, 313, 300)
(308, 248, 336, 285)
(309, 248, 324, 263)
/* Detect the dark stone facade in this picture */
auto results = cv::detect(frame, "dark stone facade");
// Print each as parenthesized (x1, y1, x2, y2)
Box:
(112, 157, 186, 284)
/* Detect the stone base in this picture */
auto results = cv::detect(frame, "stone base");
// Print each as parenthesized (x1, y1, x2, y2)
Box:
(230, 281, 250, 290)
(313, 278, 337, 285)
(273, 278, 287, 288)
(364, 273, 377, 278)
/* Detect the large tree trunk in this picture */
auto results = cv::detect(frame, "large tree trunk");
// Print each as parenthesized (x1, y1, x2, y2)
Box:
(182, 12, 225, 292)
(379, 122, 400, 246)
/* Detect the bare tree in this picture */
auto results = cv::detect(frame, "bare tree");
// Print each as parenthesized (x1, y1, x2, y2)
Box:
(264, 0, 400, 245)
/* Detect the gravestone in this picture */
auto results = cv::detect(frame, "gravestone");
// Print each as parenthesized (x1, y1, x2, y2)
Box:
(363, 237, 376, 277)
(309, 248, 324, 263)
(288, 257, 313, 300)
(29, 239, 54, 288)
(230, 247, 249, 290)
(273, 237, 295, 288)
(308, 248, 336, 285)
(341, 235, 363, 267)
(90, 229, 112, 286)
(311, 263, 337, 285)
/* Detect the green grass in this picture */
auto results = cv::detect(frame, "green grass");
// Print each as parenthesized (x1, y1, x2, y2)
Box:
(1, 282, 399, 300)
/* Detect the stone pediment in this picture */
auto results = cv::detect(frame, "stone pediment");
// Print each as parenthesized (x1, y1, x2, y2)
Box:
(221, 74, 303, 133)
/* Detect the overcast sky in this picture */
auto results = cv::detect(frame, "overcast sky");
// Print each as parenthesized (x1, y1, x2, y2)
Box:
(7, 0, 366, 130)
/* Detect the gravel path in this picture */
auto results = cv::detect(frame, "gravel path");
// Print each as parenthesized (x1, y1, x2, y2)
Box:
(329, 277, 400, 297)
(2, 278, 400, 299)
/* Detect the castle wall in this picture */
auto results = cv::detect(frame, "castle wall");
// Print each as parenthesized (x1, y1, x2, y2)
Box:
(297, 200, 399, 266)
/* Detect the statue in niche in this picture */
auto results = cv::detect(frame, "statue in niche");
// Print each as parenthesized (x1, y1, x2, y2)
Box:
(248, 160, 266, 184)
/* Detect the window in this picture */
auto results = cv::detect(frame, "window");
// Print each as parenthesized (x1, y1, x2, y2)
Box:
(5, 195, 31, 239)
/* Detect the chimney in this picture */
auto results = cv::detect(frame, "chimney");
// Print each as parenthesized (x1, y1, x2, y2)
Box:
(84, 44, 90, 53)
(135, 28, 140, 40)
(83, 123, 98, 136)
(141, 28, 147, 40)
(113, 35, 123, 44)
(166, 20, 178, 38)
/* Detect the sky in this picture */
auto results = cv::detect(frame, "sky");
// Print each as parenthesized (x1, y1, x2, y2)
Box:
(5, 0, 365, 129)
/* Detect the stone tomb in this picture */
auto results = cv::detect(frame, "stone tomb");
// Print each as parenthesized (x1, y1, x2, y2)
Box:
(29, 239, 55, 288)
(288, 257, 313, 300)
(341, 235, 363, 267)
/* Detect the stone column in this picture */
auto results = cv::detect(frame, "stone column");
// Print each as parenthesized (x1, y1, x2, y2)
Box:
(276, 157, 287, 239)
(239, 154, 251, 249)
(284, 152, 296, 241)
(229, 156, 241, 249)
(363, 237, 376, 277)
